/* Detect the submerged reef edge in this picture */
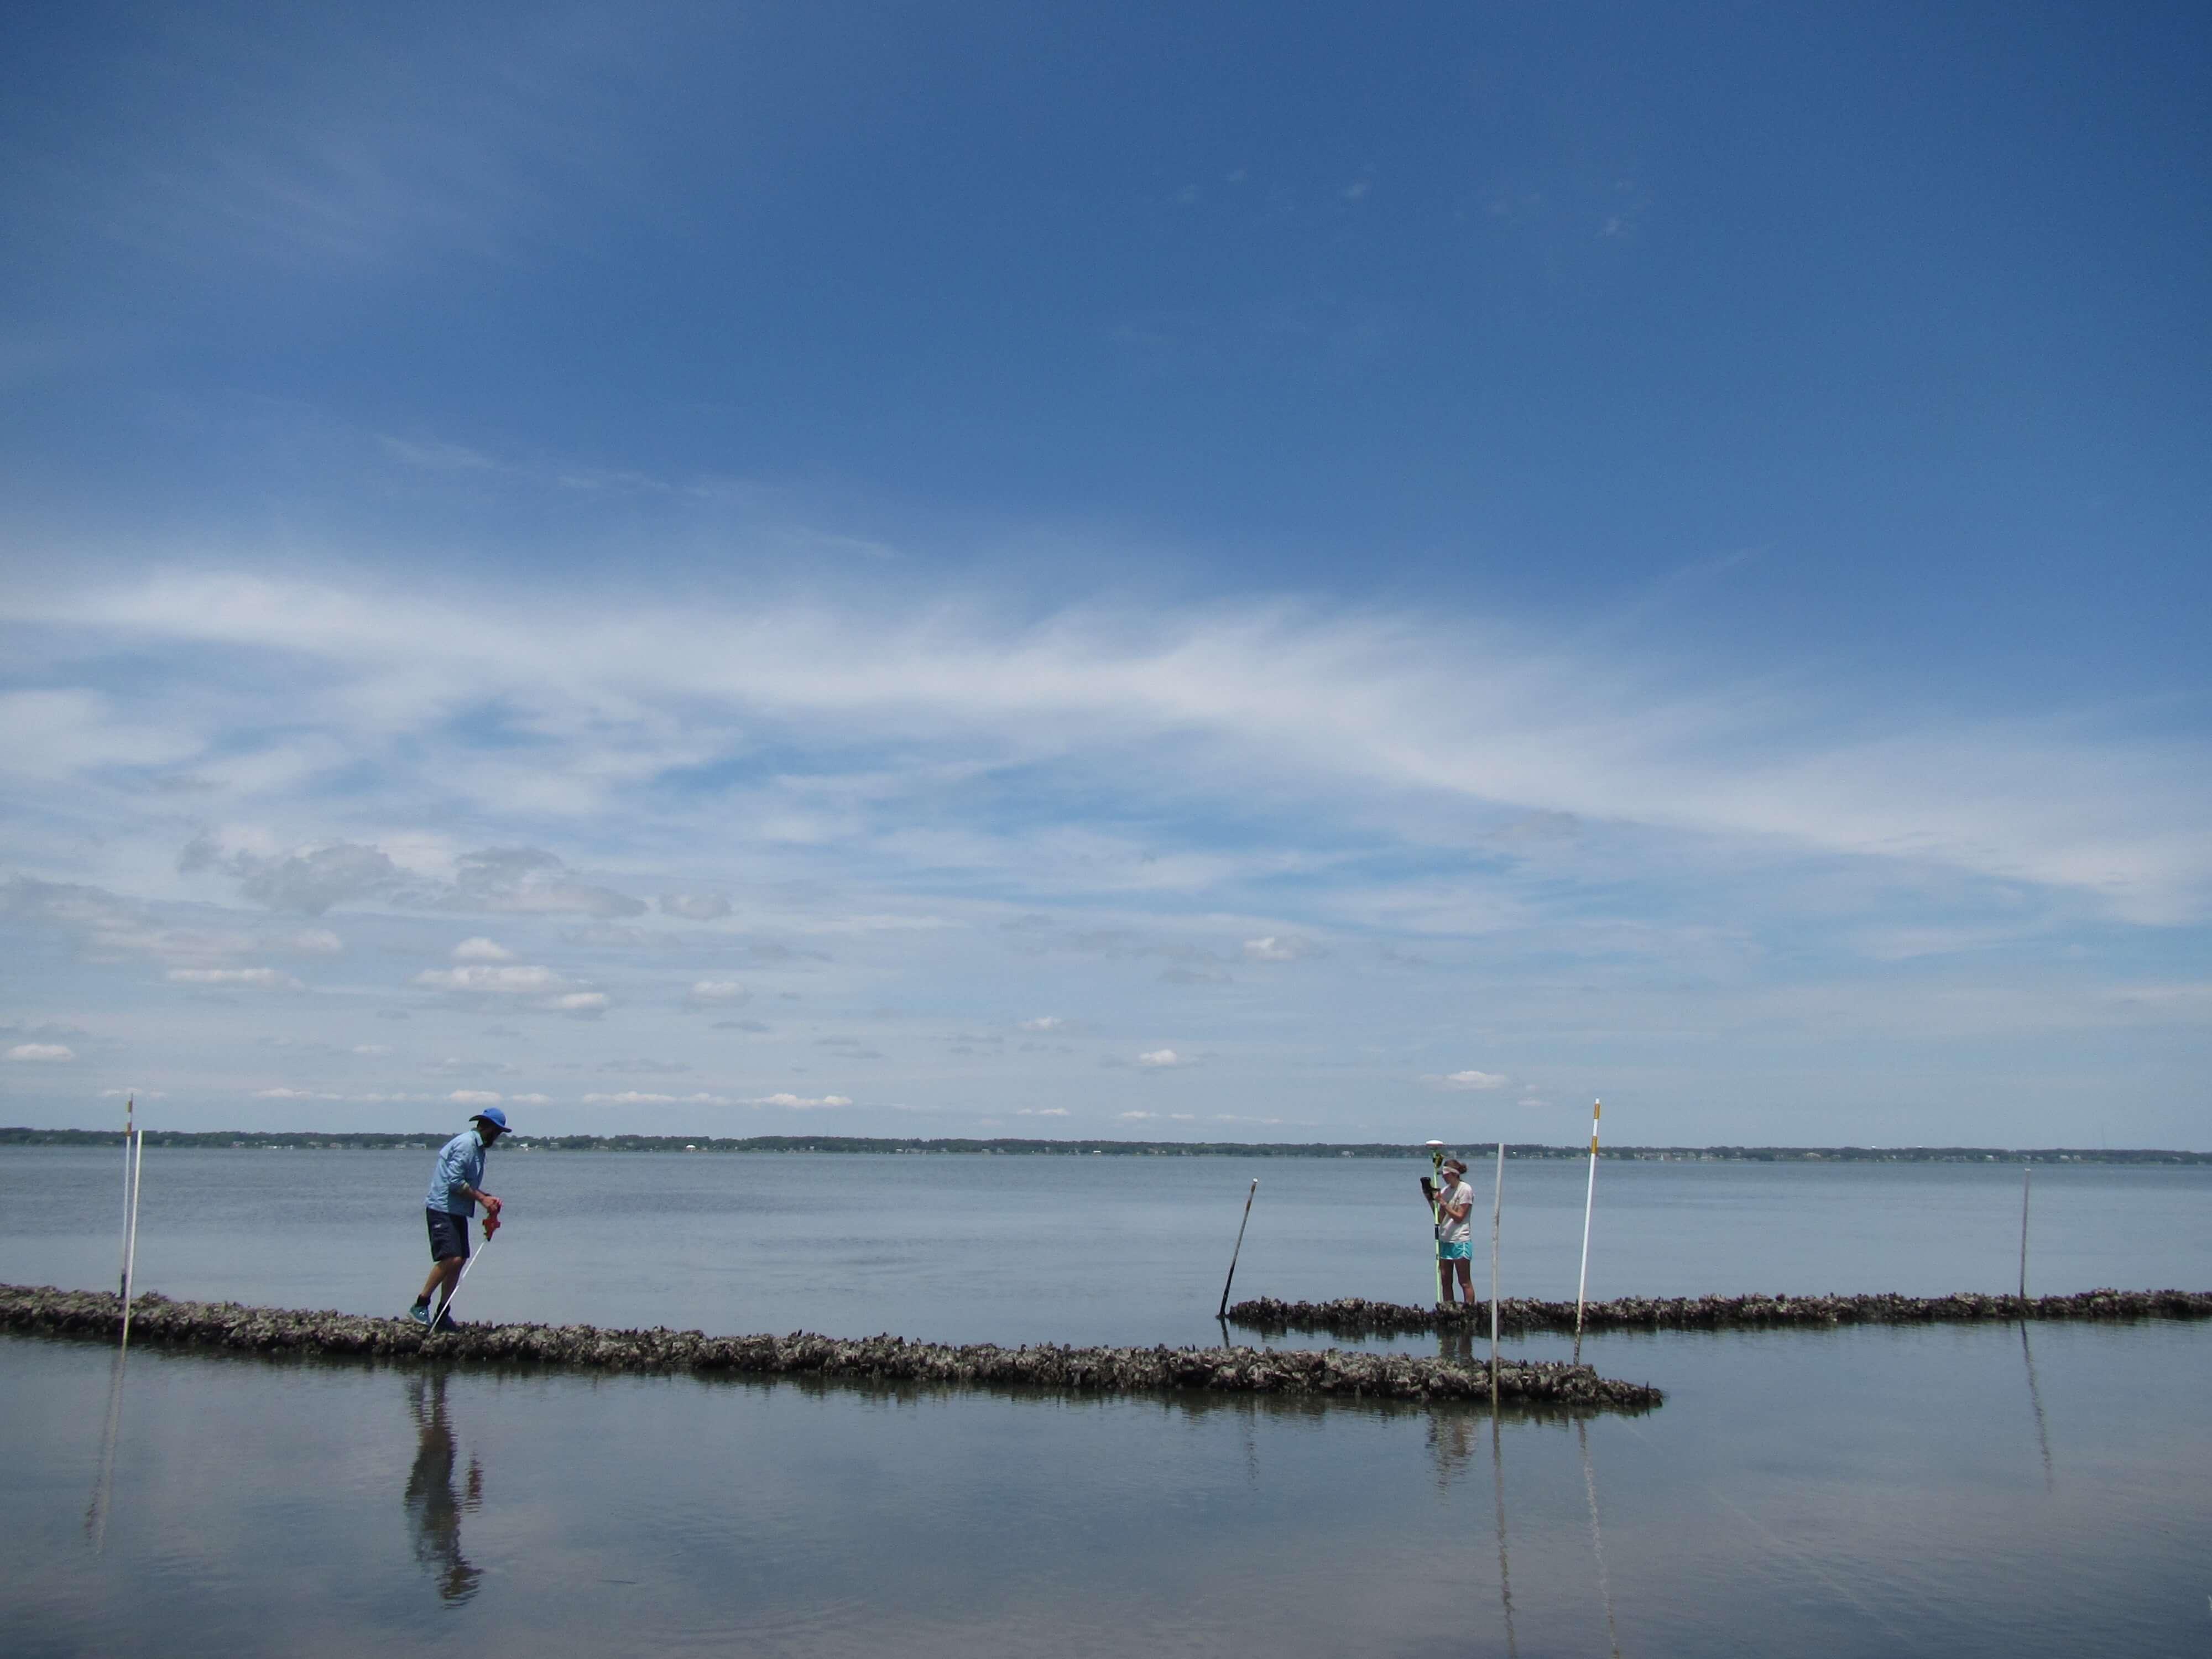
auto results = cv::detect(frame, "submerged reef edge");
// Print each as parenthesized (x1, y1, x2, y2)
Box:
(0, 1285, 1661, 1412)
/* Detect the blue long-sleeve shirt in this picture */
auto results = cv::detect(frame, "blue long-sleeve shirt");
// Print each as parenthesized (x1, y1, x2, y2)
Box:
(425, 1129, 487, 1217)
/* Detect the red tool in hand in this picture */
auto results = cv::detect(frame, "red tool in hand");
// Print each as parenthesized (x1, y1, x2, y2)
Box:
(482, 1207, 500, 1240)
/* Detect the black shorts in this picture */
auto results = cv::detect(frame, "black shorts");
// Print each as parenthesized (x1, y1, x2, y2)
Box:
(426, 1208, 471, 1262)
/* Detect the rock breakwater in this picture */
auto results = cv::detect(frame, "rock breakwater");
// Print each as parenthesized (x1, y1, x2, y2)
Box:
(1227, 1287, 2212, 1337)
(0, 1285, 1661, 1411)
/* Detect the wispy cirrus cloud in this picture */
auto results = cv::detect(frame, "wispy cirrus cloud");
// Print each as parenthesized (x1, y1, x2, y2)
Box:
(3, 564, 2208, 1146)
(180, 836, 644, 920)
(11, 570, 2204, 928)
(581, 1090, 733, 1107)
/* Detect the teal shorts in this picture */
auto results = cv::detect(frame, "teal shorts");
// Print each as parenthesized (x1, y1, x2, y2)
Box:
(1437, 1240, 1472, 1261)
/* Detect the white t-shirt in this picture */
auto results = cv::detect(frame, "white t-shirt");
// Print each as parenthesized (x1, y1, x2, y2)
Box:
(1434, 1178, 1474, 1245)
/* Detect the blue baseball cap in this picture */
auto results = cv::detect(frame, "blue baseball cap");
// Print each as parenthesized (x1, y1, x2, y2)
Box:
(471, 1106, 510, 1133)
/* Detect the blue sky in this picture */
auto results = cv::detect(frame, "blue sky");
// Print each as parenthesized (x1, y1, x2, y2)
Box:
(2, 3, 2206, 1146)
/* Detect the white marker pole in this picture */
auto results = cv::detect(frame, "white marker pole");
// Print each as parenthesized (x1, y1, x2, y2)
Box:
(1573, 1100, 1600, 1365)
(120, 1130, 144, 1352)
(1490, 1139, 1504, 1396)
(117, 1097, 135, 1300)
(435, 1230, 494, 1329)
(2018, 1164, 2032, 1301)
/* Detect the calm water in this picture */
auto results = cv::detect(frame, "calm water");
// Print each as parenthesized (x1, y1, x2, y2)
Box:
(5, 1149, 2209, 1656)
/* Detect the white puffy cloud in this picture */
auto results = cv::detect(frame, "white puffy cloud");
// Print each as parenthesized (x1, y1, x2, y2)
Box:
(1119, 1110, 1156, 1119)
(1428, 1070, 1510, 1091)
(452, 937, 514, 962)
(745, 1093, 853, 1109)
(413, 963, 605, 1017)
(448, 1089, 503, 1105)
(1241, 935, 1310, 962)
(688, 980, 749, 1004)
(1136, 1048, 1182, 1067)
(415, 964, 561, 993)
(1016, 1108, 1070, 1117)
(1018, 1015, 1063, 1031)
(166, 967, 302, 989)
(7, 1043, 76, 1062)
(253, 1087, 342, 1100)
(508, 1093, 551, 1105)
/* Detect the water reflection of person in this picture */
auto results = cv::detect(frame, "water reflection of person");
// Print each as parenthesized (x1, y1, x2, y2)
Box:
(1436, 1324, 1478, 1366)
(405, 1373, 484, 1604)
(1427, 1409, 1478, 1486)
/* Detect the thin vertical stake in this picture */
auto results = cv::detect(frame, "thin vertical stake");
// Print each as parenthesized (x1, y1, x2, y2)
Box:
(1573, 1100, 1600, 1365)
(1489, 1140, 1504, 1396)
(1426, 1142, 1446, 1305)
(2018, 1164, 2031, 1301)
(1217, 1178, 1259, 1319)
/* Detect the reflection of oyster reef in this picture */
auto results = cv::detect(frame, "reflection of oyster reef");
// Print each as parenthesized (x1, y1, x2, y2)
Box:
(405, 1374, 484, 1604)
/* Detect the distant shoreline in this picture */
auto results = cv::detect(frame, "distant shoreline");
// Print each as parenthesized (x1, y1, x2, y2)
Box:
(2, 1127, 2205, 1162)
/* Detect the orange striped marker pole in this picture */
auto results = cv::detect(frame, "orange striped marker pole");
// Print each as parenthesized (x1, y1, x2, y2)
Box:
(1573, 1099, 1600, 1365)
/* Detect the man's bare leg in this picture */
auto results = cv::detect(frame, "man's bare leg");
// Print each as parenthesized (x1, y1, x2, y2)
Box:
(417, 1256, 463, 1309)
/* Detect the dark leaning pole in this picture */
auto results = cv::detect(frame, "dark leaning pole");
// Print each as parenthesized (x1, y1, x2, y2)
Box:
(1218, 1178, 1259, 1319)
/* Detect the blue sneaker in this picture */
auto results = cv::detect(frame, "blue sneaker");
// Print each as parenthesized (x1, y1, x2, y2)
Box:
(408, 1302, 431, 1327)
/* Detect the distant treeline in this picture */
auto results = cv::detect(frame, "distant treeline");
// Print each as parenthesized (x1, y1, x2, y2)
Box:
(1, 1128, 2205, 1162)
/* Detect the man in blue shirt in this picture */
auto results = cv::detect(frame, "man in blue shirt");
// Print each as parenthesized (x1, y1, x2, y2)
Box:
(410, 1108, 509, 1327)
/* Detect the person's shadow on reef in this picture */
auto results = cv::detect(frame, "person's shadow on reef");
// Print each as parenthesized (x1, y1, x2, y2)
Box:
(405, 1372, 484, 1604)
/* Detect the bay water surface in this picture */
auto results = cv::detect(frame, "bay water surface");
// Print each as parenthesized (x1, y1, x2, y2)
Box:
(4, 1147, 2208, 1655)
